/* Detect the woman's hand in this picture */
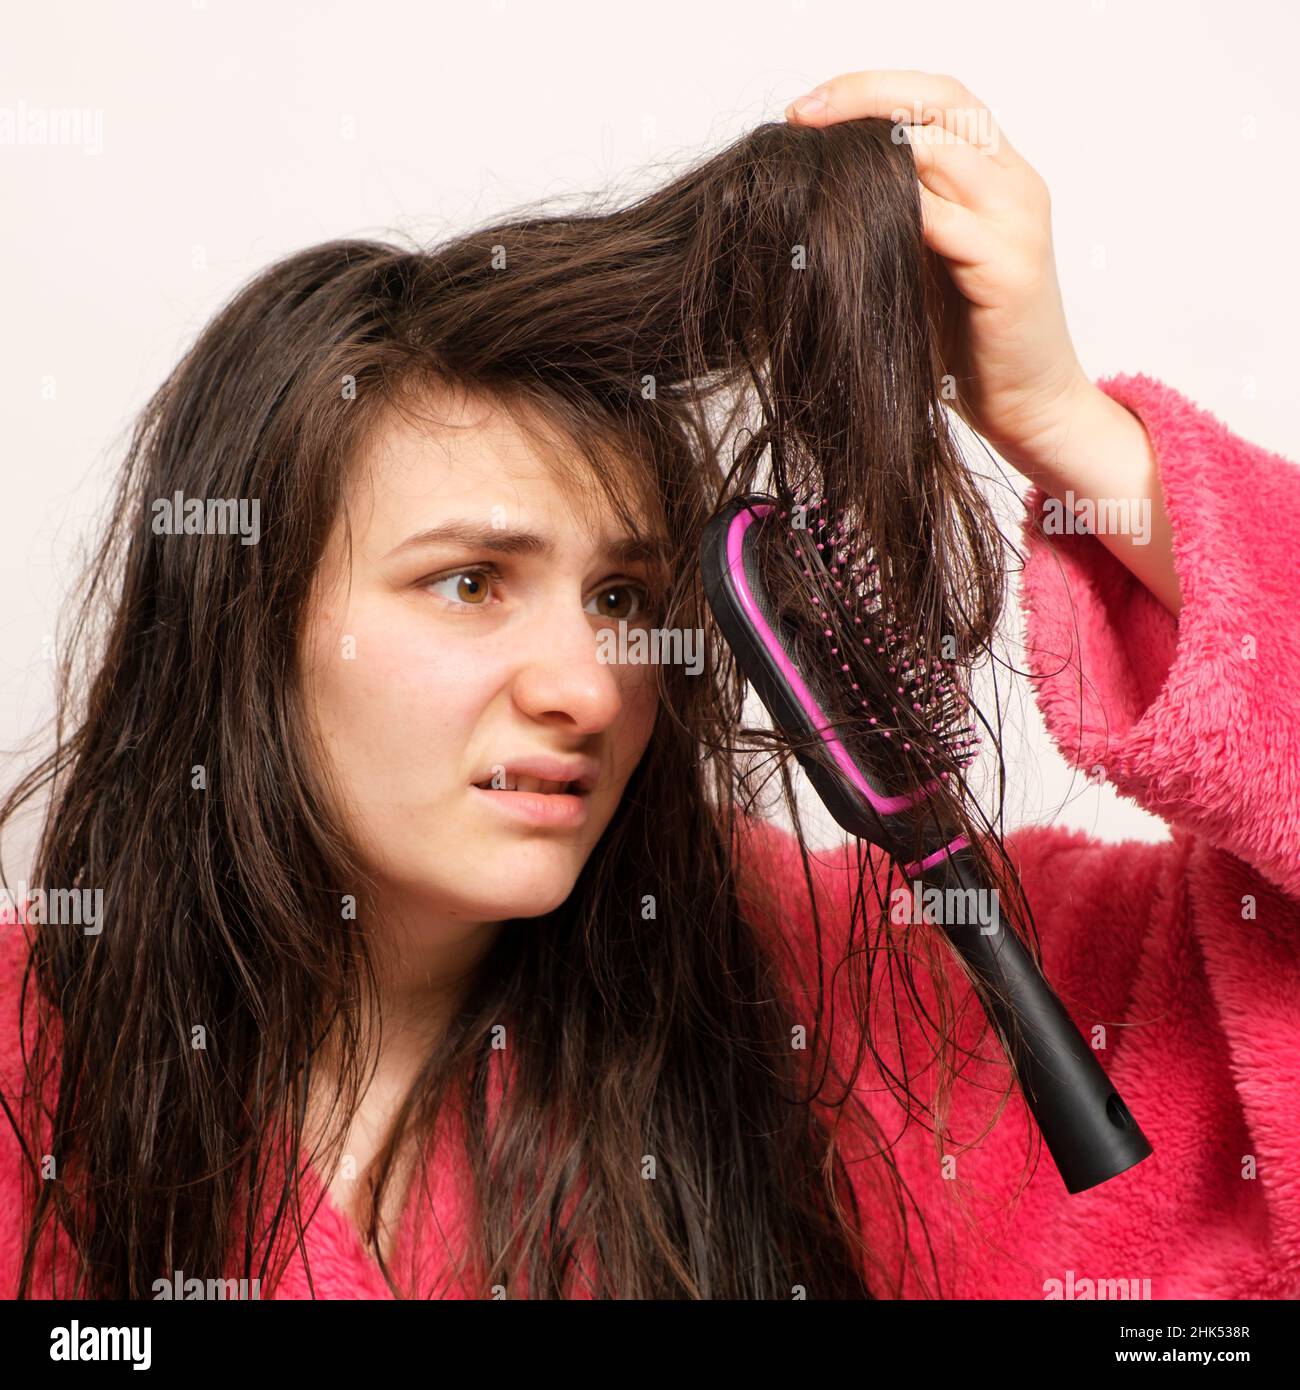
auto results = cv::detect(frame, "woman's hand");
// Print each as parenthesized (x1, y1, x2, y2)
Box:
(785, 70, 1182, 615)
(786, 69, 1089, 469)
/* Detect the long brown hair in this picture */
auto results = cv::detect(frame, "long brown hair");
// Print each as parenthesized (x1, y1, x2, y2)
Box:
(1, 116, 1031, 1299)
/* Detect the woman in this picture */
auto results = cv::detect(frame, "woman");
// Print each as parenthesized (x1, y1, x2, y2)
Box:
(1, 70, 1296, 1299)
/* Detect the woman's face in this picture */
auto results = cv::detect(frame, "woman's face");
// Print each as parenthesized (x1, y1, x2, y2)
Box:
(300, 388, 664, 927)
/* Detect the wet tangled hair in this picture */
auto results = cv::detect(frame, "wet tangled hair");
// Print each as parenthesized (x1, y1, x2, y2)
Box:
(0, 116, 1035, 1299)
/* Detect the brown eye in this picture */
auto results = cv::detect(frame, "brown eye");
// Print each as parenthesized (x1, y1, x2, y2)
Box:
(427, 568, 496, 609)
(455, 573, 490, 604)
(586, 584, 647, 621)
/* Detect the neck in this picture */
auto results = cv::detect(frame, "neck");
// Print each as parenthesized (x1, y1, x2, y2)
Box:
(304, 897, 505, 1150)
(366, 901, 503, 1044)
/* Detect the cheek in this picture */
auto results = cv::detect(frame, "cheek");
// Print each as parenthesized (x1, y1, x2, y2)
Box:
(607, 668, 661, 778)
(306, 598, 487, 813)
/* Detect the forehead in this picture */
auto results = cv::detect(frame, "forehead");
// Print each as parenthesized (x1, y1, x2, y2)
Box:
(347, 383, 650, 546)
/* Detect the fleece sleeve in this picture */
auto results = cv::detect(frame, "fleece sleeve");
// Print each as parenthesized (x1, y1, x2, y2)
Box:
(1018, 371, 1300, 898)
(732, 376, 1300, 1298)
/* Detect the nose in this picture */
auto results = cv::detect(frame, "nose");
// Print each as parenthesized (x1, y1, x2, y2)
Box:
(509, 603, 631, 735)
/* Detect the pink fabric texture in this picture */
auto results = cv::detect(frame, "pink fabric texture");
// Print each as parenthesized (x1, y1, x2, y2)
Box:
(2, 373, 1297, 1298)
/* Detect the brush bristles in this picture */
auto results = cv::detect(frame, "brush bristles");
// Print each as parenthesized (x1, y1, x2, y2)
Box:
(773, 492, 981, 780)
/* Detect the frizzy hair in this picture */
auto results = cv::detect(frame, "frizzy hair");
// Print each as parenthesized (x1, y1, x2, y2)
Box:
(0, 116, 1039, 1300)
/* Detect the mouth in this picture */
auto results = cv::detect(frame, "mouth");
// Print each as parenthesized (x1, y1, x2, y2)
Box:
(471, 775, 587, 796)
(469, 765, 595, 829)
(470, 756, 598, 798)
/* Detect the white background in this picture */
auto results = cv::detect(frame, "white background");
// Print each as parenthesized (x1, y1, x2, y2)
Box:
(2, 0, 1296, 864)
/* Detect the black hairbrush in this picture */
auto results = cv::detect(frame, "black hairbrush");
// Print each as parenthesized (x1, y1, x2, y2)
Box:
(700, 492, 1153, 1194)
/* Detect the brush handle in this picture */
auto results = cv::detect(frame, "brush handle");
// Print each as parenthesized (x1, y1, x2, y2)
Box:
(921, 846, 1153, 1193)
(697, 495, 1153, 1191)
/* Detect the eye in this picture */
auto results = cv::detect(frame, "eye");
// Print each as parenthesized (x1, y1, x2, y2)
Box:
(421, 567, 654, 620)
(585, 582, 651, 622)
(424, 567, 499, 611)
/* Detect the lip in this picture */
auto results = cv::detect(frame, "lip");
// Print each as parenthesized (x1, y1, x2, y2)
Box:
(470, 754, 601, 796)
(469, 783, 591, 828)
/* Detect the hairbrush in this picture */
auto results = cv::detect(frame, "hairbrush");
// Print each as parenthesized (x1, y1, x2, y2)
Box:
(700, 492, 1153, 1194)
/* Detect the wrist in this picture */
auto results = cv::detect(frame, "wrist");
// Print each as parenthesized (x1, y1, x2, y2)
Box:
(1012, 381, 1182, 616)
(995, 374, 1110, 492)
(1035, 386, 1159, 508)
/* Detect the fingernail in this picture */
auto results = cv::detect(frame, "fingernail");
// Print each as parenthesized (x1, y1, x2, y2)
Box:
(788, 94, 828, 119)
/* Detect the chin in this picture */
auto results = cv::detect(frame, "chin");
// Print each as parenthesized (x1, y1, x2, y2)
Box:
(459, 884, 576, 922)
(448, 841, 586, 920)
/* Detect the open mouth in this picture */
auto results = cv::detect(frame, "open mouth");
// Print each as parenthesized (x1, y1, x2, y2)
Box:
(472, 776, 585, 796)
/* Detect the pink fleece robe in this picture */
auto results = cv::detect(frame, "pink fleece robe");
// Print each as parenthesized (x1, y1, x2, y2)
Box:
(2, 373, 1297, 1299)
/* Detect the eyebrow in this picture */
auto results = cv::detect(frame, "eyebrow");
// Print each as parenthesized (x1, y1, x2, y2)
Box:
(383, 520, 670, 567)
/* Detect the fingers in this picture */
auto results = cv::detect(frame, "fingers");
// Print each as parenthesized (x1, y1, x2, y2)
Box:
(785, 68, 1023, 171)
(905, 122, 1027, 221)
(917, 183, 988, 267)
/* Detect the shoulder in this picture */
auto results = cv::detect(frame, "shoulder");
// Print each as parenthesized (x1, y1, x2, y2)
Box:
(736, 811, 1185, 1023)
(0, 904, 37, 1097)
(0, 905, 39, 1297)
(730, 810, 895, 997)
(731, 811, 863, 929)
(1003, 821, 1188, 1031)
